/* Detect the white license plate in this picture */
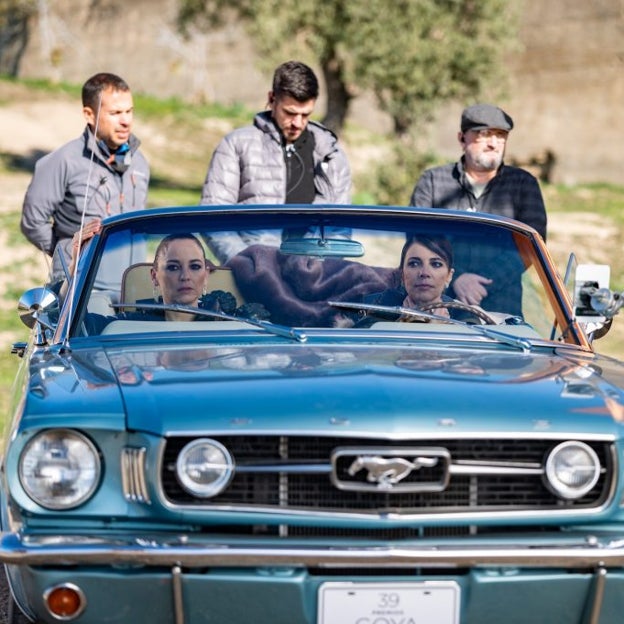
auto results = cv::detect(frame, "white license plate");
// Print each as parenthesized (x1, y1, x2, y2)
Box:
(318, 581, 460, 624)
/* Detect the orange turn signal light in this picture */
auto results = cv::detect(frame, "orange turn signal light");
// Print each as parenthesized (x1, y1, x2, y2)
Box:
(44, 583, 86, 619)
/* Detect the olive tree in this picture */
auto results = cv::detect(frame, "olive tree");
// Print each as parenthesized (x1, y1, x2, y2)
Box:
(347, 0, 517, 135)
(0, 0, 37, 75)
(177, 0, 517, 135)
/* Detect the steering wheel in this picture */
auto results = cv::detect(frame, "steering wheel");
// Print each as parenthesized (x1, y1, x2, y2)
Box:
(419, 300, 498, 325)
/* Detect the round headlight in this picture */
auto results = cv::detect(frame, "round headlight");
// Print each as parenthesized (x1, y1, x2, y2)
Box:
(19, 429, 101, 510)
(176, 438, 234, 498)
(545, 441, 601, 500)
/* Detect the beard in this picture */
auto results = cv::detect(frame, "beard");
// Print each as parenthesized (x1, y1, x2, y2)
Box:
(471, 151, 504, 172)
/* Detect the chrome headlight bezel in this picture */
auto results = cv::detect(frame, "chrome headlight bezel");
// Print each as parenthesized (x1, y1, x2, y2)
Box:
(175, 438, 234, 498)
(18, 429, 101, 510)
(545, 440, 601, 500)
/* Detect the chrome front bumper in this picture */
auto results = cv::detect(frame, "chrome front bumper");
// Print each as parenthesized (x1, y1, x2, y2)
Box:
(1, 532, 624, 568)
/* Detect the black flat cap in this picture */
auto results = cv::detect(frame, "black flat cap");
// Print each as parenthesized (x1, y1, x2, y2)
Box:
(461, 104, 514, 132)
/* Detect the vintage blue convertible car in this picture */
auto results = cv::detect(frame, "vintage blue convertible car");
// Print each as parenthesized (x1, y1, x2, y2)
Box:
(2, 205, 624, 624)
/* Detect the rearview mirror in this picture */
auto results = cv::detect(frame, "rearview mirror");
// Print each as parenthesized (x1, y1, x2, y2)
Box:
(280, 237, 364, 258)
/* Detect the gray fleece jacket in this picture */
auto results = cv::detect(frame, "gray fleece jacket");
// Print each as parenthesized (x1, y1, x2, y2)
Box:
(21, 126, 150, 281)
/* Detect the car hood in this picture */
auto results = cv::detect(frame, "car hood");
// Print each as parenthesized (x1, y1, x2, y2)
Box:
(22, 342, 624, 436)
(97, 342, 624, 437)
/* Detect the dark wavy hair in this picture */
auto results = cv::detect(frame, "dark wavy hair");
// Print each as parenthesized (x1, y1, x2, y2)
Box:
(272, 61, 319, 102)
(399, 235, 454, 270)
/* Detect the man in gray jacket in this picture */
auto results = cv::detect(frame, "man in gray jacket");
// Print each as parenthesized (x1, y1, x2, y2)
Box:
(21, 72, 150, 285)
(200, 60, 351, 263)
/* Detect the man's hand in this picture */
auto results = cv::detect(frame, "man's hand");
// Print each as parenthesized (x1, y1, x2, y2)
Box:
(69, 218, 102, 276)
(452, 273, 493, 306)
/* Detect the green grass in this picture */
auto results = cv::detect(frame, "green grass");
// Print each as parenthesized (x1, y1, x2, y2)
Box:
(134, 93, 251, 127)
(545, 183, 624, 223)
(147, 184, 202, 208)
(0, 75, 253, 126)
(544, 182, 624, 293)
(0, 308, 29, 338)
(0, 351, 21, 408)
(0, 311, 29, 434)
(0, 211, 29, 247)
(0, 75, 81, 104)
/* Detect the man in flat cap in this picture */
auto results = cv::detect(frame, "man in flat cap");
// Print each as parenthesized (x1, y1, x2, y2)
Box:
(409, 103, 547, 314)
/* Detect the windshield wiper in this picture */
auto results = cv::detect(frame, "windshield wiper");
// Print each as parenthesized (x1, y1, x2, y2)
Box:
(113, 302, 307, 343)
(328, 300, 532, 353)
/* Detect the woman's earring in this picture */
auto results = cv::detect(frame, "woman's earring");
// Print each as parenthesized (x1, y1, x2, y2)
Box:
(153, 285, 160, 302)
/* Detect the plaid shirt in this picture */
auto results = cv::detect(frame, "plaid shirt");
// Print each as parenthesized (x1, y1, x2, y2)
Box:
(409, 159, 547, 240)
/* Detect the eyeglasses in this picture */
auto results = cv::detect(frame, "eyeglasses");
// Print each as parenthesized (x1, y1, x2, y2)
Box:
(469, 129, 509, 143)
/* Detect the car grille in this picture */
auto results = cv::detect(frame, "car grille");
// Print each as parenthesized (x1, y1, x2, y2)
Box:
(161, 436, 613, 514)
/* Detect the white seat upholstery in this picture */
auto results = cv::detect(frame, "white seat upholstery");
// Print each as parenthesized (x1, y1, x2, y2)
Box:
(120, 262, 244, 307)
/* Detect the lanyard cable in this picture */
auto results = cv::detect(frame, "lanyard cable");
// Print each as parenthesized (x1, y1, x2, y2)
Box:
(63, 93, 103, 346)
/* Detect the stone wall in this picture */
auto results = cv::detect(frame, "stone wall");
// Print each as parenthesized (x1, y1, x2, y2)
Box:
(423, 0, 624, 185)
(10, 0, 624, 184)
(16, 0, 268, 106)
(498, 0, 623, 185)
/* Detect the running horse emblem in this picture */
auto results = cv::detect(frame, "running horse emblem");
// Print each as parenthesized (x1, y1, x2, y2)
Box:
(347, 455, 439, 488)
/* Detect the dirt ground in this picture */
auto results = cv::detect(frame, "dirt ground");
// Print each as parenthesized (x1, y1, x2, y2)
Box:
(0, 91, 621, 355)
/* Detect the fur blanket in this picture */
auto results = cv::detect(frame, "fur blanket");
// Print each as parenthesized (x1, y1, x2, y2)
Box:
(227, 245, 400, 327)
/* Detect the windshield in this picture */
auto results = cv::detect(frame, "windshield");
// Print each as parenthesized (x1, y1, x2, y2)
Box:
(67, 208, 577, 344)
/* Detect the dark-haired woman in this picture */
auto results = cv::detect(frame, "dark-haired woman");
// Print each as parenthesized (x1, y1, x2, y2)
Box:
(364, 235, 456, 319)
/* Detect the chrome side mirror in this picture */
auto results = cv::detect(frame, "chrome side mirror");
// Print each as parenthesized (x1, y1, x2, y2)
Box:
(17, 287, 60, 346)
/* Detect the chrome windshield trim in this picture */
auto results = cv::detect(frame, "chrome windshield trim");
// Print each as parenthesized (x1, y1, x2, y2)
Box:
(2, 532, 624, 569)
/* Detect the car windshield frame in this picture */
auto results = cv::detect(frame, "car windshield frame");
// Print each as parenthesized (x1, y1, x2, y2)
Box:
(57, 205, 586, 348)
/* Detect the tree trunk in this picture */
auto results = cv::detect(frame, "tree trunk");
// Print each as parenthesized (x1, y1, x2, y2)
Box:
(0, 9, 31, 76)
(319, 57, 352, 135)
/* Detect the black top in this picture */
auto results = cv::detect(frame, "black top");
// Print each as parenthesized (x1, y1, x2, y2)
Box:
(284, 129, 316, 204)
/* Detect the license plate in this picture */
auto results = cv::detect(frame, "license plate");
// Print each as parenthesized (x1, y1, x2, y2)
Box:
(317, 581, 460, 624)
